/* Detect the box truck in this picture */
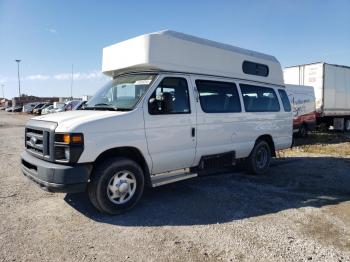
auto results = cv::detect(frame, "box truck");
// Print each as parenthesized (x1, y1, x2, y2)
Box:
(283, 62, 350, 131)
(21, 30, 292, 214)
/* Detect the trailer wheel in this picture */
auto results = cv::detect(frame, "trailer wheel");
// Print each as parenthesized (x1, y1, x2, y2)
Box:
(345, 119, 350, 132)
(298, 124, 307, 137)
(88, 157, 145, 215)
(245, 140, 271, 175)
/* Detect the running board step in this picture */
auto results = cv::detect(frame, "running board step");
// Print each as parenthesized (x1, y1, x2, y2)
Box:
(151, 169, 198, 187)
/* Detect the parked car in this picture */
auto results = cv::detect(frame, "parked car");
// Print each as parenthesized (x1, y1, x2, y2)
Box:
(21, 30, 293, 214)
(31, 103, 46, 114)
(0, 106, 10, 110)
(6, 106, 22, 112)
(12, 106, 23, 112)
(52, 102, 66, 113)
(64, 100, 82, 111)
(74, 101, 87, 110)
(41, 105, 54, 115)
(33, 103, 52, 115)
(23, 103, 40, 113)
(286, 84, 316, 137)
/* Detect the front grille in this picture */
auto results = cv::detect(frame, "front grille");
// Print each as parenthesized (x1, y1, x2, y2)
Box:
(24, 119, 57, 162)
(26, 127, 51, 158)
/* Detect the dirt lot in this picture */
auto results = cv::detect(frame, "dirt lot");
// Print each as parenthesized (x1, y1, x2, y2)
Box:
(0, 111, 350, 262)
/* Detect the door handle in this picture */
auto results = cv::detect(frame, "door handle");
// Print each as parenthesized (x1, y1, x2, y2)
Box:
(191, 127, 195, 137)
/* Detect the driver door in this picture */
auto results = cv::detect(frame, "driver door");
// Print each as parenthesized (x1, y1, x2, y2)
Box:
(143, 74, 197, 174)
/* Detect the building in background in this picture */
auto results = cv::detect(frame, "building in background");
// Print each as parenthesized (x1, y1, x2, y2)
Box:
(82, 95, 92, 101)
(12, 96, 60, 106)
(59, 97, 82, 103)
(0, 98, 12, 107)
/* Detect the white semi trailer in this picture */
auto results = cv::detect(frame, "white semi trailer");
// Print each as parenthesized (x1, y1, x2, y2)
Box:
(283, 62, 350, 131)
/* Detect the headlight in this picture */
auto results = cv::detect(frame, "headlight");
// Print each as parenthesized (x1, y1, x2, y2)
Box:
(54, 133, 84, 163)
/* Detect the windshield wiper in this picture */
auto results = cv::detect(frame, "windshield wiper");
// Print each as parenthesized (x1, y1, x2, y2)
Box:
(83, 103, 133, 111)
(94, 103, 112, 107)
(114, 108, 132, 111)
(84, 103, 116, 111)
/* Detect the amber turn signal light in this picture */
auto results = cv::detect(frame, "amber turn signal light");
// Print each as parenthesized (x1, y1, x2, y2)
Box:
(61, 134, 83, 144)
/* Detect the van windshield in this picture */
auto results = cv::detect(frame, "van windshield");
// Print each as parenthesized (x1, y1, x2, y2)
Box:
(85, 74, 156, 111)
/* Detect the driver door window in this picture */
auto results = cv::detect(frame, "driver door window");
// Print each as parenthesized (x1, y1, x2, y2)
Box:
(148, 77, 191, 115)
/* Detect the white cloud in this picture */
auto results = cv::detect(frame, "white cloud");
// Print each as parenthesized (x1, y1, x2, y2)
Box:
(48, 28, 57, 34)
(0, 75, 8, 83)
(53, 73, 71, 80)
(2, 70, 106, 83)
(54, 70, 105, 81)
(26, 74, 50, 80)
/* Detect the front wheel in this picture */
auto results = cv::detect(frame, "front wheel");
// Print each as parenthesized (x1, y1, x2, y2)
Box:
(88, 157, 145, 215)
(245, 140, 271, 175)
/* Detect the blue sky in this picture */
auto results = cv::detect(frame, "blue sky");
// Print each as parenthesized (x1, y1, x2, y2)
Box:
(0, 0, 349, 99)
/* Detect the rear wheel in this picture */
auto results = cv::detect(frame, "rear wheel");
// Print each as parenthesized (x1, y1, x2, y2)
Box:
(88, 157, 145, 214)
(245, 140, 271, 175)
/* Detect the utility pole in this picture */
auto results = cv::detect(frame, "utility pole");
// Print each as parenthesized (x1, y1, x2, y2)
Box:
(15, 59, 21, 104)
(70, 64, 74, 100)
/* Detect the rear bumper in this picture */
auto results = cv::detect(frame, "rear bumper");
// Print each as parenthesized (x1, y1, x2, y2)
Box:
(21, 151, 92, 193)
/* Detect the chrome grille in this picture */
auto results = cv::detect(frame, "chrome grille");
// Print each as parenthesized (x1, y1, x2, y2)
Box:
(26, 127, 50, 158)
(24, 119, 57, 162)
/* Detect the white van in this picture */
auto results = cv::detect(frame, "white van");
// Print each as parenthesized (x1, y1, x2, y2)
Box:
(21, 31, 292, 214)
(285, 84, 316, 136)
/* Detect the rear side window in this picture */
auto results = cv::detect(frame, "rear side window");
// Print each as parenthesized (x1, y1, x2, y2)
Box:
(278, 89, 292, 112)
(240, 84, 280, 112)
(242, 61, 269, 77)
(195, 80, 241, 113)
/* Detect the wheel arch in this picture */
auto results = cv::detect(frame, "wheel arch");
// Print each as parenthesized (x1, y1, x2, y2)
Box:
(93, 146, 152, 187)
(255, 134, 276, 157)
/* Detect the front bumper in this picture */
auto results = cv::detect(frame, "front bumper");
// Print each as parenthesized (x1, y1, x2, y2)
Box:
(21, 151, 92, 193)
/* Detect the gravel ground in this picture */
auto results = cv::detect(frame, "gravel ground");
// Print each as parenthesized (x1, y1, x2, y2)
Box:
(0, 111, 350, 262)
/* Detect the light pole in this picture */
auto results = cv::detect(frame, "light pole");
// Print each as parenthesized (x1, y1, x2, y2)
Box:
(15, 59, 21, 102)
(70, 64, 73, 99)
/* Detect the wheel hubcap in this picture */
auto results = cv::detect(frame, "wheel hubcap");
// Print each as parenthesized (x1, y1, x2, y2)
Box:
(256, 147, 268, 169)
(107, 170, 137, 204)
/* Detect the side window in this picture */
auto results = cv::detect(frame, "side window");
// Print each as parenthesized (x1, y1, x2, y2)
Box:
(148, 77, 190, 115)
(195, 80, 241, 113)
(65, 103, 72, 111)
(278, 89, 292, 112)
(240, 84, 280, 112)
(242, 61, 269, 77)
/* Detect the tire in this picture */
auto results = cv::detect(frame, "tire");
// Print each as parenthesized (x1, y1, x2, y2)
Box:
(88, 157, 145, 215)
(345, 119, 350, 132)
(298, 124, 307, 138)
(245, 140, 271, 175)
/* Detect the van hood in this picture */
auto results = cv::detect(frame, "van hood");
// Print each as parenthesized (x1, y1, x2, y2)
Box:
(33, 110, 127, 128)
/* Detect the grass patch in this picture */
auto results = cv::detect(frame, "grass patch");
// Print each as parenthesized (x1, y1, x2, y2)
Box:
(279, 132, 350, 157)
